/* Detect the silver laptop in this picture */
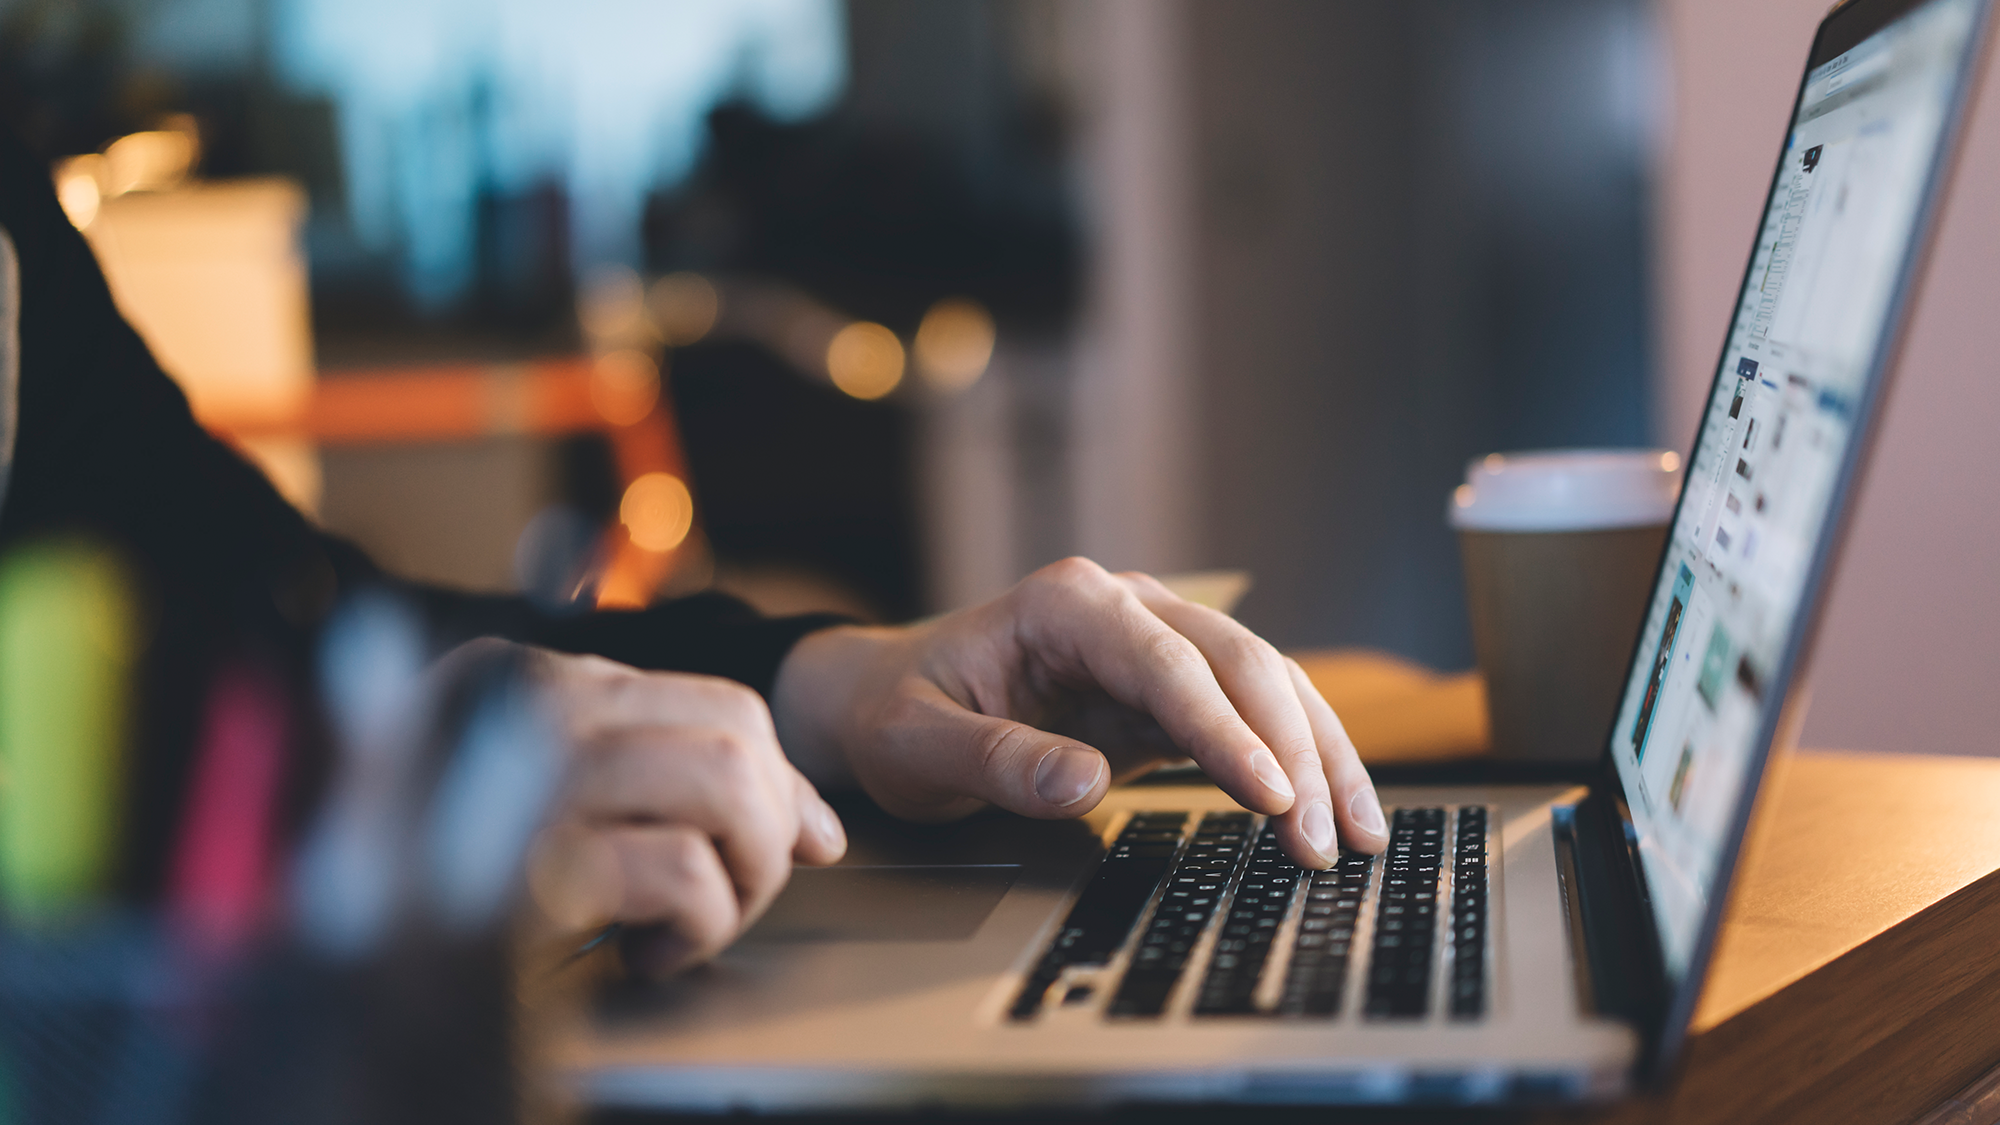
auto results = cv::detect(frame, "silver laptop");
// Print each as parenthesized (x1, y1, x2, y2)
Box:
(551, 0, 1993, 1108)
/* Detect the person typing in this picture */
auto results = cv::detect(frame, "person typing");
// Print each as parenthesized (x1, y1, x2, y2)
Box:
(0, 126, 1386, 977)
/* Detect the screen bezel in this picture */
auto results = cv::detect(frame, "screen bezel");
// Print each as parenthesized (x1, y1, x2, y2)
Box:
(1590, 0, 1996, 1085)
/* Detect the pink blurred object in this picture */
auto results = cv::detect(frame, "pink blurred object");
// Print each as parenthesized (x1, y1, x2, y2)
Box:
(167, 661, 288, 960)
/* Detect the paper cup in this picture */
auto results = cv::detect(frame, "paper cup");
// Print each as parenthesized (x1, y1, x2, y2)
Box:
(1450, 450, 1682, 763)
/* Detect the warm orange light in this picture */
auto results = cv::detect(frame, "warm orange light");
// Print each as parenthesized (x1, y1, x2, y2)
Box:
(589, 349, 660, 426)
(619, 471, 694, 553)
(103, 130, 197, 195)
(649, 272, 720, 346)
(1659, 450, 1682, 474)
(826, 321, 904, 400)
(914, 297, 994, 392)
(55, 157, 104, 230)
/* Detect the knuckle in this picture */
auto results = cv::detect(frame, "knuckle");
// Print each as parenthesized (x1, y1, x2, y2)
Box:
(701, 676, 777, 736)
(971, 721, 1039, 778)
(1115, 570, 1172, 598)
(1042, 555, 1105, 583)
(1147, 630, 1205, 672)
(1025, 556, 1108, 602)
(731, 692, 776, 738)
(700, 730, 762, 785)
(603, 669, 653, 712)
(1278, 735, 1323, 767)
(656, 826, 711, 878)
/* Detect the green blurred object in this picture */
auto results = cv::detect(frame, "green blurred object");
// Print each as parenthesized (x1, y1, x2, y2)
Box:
(0, 539, 136, 924)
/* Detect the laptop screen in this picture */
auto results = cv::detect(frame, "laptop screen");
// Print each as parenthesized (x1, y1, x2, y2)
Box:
(1607, 0, 1983, 979)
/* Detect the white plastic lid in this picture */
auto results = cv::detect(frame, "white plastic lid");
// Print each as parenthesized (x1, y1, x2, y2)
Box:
(1448, 449, 1683, 532)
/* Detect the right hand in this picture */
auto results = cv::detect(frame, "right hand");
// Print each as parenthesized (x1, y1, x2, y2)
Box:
(514, 647, 847, 976)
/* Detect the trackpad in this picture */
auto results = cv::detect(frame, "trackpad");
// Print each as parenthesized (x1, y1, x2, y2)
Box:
(742, 865, 1020, 943)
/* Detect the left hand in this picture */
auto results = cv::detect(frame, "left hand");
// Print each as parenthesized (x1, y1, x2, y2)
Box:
(771, 558, 1388, 868)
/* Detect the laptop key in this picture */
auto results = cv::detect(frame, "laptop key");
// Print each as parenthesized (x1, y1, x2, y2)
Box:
(1010, 812, 1187, 1020)
(1277, 850, 1373, 1017)
(1365, 807, 1446, 1019)
(1450, 806, 1489, 1019)
(1108, 811, 1258, 1018)
(1193, 825, 1305, 1015)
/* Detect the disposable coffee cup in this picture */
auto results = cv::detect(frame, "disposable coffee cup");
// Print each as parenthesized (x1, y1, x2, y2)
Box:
(1450, 449, 1682, 763)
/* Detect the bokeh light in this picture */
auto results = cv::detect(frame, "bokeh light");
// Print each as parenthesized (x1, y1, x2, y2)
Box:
(55, 157, 104, 230)
(649, 272, 721, 346)
(103, 130, 197, 195)
(913, 297, 995, 392)
(578, 266, 653, 351)
(589, 350, 662, 427)
(826, 321, 905, 400)
(619, 472, 695, 553)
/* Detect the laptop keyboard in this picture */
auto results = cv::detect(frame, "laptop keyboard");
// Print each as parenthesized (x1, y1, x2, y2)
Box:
(1450, 805, 1489, 1019)
(1194, 823, 1305, 1015)
(1364, 807, 1445, 1017)
(1010, 806, 1491, 1023)
(1111, 812, 1255, 1016)
(1278, 848, 1374, 1016)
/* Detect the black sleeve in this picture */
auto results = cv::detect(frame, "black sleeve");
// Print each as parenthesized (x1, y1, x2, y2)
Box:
(0, 127, 844, 698)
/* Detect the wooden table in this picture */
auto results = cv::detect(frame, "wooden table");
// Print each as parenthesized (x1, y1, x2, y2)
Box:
(1293, 650, 2000, 1125)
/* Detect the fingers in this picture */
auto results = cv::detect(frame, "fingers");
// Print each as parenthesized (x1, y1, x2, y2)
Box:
(524, 651, 854, 978)
(608, 825, 744, 975)
(1286, 658, 1388, 855)
(1120, 576, 1340, 868)
(1011, 559, 1296, 815)
(527, 821, 744, 975)
(563, 725, 800, 923)
(862, 678, 1111, 822)
(790, 770, 847, 866)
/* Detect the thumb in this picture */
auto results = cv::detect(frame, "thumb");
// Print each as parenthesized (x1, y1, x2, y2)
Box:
(873, 682, 1111, 821)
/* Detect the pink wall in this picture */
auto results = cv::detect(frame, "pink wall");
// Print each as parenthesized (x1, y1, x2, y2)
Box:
(1658, 0, 2000, 755)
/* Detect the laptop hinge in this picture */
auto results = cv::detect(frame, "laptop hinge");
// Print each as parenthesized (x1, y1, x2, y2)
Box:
(1553, 774, 1671, 1084)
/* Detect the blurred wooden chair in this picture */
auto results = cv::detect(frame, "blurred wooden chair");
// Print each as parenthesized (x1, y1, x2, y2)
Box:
(211, 355, 695, 609)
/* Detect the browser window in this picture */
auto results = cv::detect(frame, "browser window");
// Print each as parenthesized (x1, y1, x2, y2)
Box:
(1608, 0, 1981, 977)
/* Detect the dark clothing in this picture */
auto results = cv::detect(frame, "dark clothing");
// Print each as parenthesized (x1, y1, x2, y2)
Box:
(0, 128, 850, 900)
(0, 127, 839, 692)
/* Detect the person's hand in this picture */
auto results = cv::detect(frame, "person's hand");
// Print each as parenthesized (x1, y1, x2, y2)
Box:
(511, 647, 847, 975)
(771, 558, 1387, 869)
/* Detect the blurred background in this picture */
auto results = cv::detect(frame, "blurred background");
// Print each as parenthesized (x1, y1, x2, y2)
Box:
(3, 0, 1994, 756)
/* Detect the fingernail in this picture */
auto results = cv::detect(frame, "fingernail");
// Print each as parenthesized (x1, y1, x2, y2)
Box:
(1034, 746, 1103, 808)
(1349, 787, 1387, 837)
(1250, 752, 1296, 802)
(1302, 800, 1336, 860)
(812, 801, 846, 850)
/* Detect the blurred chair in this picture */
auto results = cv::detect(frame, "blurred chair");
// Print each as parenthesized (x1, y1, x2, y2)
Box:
(59, 136, 693, 608)
(217, 355, 696, 609)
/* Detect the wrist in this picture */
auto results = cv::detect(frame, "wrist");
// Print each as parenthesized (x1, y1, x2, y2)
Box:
(770, 623, 903, 790)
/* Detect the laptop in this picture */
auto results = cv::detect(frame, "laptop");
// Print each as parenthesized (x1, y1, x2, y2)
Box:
(551, 0, 1994, 1108)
